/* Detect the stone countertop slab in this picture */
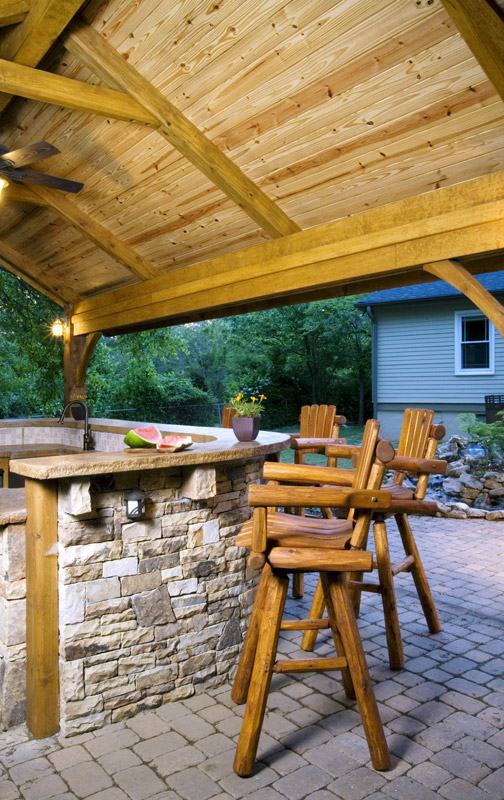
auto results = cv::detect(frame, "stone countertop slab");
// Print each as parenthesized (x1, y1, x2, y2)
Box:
(0, 444, 83, 459)
(0, 488, 26, 524)
(10, 425, 290, 480)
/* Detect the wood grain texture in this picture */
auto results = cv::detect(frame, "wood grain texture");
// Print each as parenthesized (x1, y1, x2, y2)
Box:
(441, 0, 504, 100)
(25, 478, 59, 738)
(64, 20, 301, 238)
(0, 239, 69, 304)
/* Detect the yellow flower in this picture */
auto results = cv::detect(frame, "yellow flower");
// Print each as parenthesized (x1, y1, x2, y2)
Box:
(250, 395, 257, 402)
(259, 394, 267, 401)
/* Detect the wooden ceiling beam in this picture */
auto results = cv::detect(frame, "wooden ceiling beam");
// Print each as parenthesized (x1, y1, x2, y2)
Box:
(0, 240, 69, 306)
(0, 0, 85, 111)
(441, 0, 504, 101)
(424, 259, 504, 338)
(2, 182, 46, 205)
(0, 58, 158, 124)
(71, 172, 504, 335)
(0, 1, 29, 27)
(63, 20, 301, 239)
(24, 183, 161, 281)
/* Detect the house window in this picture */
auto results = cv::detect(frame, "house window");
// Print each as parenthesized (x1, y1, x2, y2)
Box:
(455, 311, 494, 375)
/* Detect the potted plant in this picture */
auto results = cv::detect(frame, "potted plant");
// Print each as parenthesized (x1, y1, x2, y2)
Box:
(229, 392, 266, 441)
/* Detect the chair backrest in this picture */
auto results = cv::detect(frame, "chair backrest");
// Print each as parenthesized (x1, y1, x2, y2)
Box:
(393, 408, 445, 499)
(299, 404, 337, 438)
(221, 404, 237, 428)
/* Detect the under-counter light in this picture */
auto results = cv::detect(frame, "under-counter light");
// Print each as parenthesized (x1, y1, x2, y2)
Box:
(124, 489, 146, 520)
(50, 319, 65, 337)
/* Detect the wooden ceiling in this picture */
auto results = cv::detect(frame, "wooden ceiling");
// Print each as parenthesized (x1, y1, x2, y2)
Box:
(0, 0, 503, 331)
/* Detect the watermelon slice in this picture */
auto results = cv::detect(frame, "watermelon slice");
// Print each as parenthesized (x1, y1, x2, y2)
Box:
(124, 425, 162, 448)
(156, 434, 193, 452)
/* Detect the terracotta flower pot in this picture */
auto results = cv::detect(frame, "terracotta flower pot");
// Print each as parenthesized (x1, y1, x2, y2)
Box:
(232, 415, 261, 442)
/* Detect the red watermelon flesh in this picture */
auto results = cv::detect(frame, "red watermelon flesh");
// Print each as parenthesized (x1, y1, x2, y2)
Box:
(124, 425, 162, 448)
(156, 434, 193, 451)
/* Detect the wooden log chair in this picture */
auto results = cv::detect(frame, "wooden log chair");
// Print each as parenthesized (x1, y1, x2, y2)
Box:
(231, 447, 393, 775)
(290, 404, 347, 465)
(288, 404, 347, 598)
(301, 408, 447, 670)
(221, 403, 237, 428)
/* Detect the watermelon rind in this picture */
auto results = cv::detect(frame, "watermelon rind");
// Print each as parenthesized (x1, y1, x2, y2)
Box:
(156, 434, 193, 451)
(124, 425, 162, 448)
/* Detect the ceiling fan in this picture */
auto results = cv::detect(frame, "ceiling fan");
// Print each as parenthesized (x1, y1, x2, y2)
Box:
(0, 140, 84, 193)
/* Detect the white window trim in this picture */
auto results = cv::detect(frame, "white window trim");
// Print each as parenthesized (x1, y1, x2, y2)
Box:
(454, 310, 495, 376)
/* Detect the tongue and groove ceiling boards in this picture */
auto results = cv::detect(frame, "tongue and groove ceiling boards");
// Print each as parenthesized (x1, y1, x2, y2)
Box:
(0, 0, 502, 327)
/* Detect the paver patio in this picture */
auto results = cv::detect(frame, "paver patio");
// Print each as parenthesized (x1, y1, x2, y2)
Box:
(1, 516, 503, 800)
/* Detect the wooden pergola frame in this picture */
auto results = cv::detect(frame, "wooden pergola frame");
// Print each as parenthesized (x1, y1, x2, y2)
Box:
(0, 0, 503, 404)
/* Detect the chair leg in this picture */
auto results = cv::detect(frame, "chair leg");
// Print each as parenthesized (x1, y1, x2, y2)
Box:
(301, 577, 325, 652)
(374, 519, 404, 670)
(233, 570, 288, 777)
(320, 573, 355, 700)
(292, 573, 304, 598)
(322, 571, 390, 771)
(231, 563, 272, 704)
(395, 513, 441, 634)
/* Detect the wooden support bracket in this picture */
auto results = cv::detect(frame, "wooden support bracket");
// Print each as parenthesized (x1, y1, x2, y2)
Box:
(64, 320, 101, 405)
(423, 259, 504, 338)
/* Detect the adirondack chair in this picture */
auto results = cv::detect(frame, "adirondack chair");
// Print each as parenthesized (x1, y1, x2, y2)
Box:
(301, 408, 446, 669)
(290, 404, 347, 464)
(232, 419, 393, 776)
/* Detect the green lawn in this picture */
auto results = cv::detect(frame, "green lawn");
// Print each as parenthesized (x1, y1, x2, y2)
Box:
(277, 424, 364, 466)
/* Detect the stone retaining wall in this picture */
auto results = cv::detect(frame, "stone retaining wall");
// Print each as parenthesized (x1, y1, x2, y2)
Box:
(0, 517, 26, 729)
(58, 459, 261, 736)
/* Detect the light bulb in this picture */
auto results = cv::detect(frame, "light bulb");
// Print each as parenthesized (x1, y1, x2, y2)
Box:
(0, 177, 8, 195)
(51, 319, 64, 337)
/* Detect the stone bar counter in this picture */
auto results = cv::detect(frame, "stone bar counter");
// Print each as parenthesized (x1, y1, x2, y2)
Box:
(3, 418, 289, 739)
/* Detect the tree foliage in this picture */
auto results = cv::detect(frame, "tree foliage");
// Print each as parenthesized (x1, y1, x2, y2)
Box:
(1, 267, 371, 426)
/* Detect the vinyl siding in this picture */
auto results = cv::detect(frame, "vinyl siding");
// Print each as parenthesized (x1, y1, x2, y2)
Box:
(374, 295, 504, 405)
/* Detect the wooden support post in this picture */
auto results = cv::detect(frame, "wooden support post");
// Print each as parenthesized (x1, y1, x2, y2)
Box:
(64, 318, 100, 406)
(25, 478, 59, 738)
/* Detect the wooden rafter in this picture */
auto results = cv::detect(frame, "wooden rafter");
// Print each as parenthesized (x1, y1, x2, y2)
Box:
(0, 1, 29, 27)
(0, 58, 157, 124)
(0, 0, 85, 111)
(423, 259, 504, 338)
(441, 0, 504, 101)
(23, 184, 161, 281)
(0, 240, 68, 306)
(71, 172, 504, 335)
(63, 20, 301, 239)
(2, 183, 46, 205)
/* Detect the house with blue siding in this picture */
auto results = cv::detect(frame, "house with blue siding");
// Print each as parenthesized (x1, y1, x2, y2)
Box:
(356, 270, 504, 439)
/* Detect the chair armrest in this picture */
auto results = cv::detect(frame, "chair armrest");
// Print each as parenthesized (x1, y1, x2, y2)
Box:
(249, 483, 391, 511)
(386, 455, 447, 475)
(325, 444, 361, 459)
(289, 432, 301, 438)
(291, 437, 347, 450)
(334, 414, 347, 426)
(263, 461, 354, 486)
(389, 498, 439, 516)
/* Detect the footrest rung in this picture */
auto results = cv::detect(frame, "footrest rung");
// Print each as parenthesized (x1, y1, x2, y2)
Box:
(273, 656, 347, 673)
(280, 618, 330, 631)
(391, 555, 415, 575)
(348, 580, 381, 593)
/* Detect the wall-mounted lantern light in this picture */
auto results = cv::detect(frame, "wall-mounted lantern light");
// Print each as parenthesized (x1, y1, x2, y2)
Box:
(50, 319, 65, 337)
(0, 177, 8, 196)
(124, 489, 146, 520)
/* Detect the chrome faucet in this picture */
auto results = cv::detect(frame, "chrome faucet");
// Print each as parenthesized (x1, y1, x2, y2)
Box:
(58, 401, 94, 451)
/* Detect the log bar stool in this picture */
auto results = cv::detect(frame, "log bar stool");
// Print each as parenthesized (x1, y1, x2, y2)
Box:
(289, 404, 347, 598)
(302, 409, 447, 669)
(232, 482, 392, 777)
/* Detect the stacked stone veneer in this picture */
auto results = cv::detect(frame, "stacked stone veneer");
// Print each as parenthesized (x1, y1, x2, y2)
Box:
(57, 459, 261, 736)
(0, 515, 26, 729)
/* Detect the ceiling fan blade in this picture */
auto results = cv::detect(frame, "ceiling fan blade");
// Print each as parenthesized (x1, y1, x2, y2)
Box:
(10, 168, 84, 193)
(0, 141, 60, 169)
